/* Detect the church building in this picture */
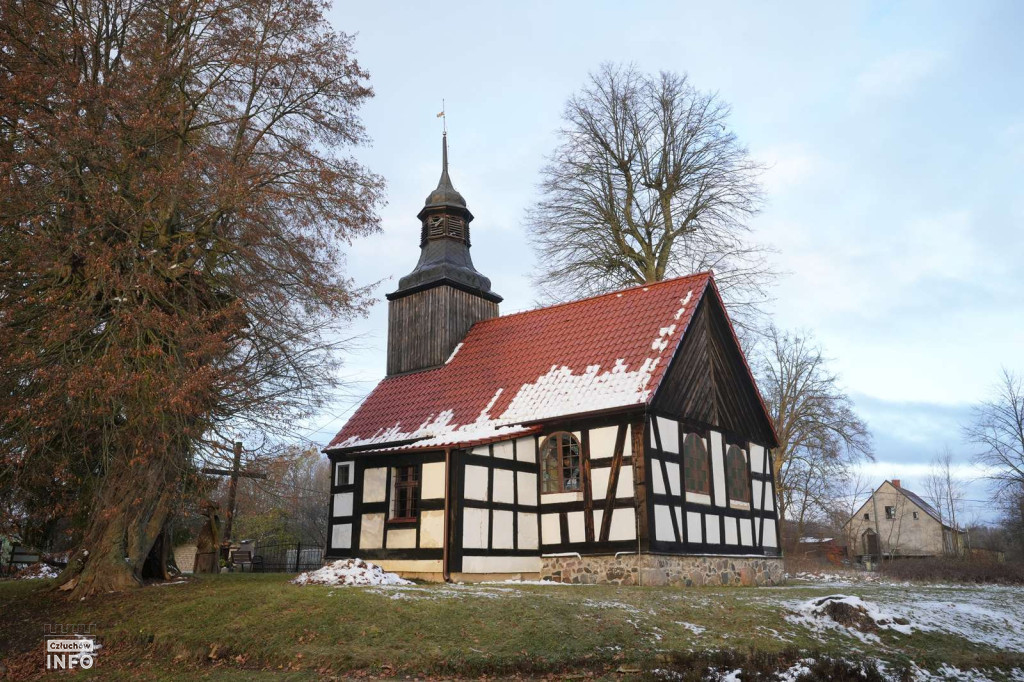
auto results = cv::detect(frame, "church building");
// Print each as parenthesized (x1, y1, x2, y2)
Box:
(323, 136, 784, 586)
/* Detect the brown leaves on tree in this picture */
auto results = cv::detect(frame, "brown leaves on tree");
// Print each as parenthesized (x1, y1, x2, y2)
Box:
(0, 0, 384, 596)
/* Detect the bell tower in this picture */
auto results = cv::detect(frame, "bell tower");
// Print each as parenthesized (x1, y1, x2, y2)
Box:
(385, 134, 501, 375)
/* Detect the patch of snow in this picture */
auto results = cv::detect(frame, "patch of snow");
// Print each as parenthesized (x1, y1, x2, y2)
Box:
(674, 621, 706, 635)
(674, 290, 693, 320)
(774, 658, 815, 681)
(445, 342, 463, 364)
(14, 563, 59, 580)
(721, 669, 742, 681)
(292, 558, 412, 587)
(480, 579, 589, 586)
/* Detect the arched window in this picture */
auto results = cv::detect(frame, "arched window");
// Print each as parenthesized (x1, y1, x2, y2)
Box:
(726, 445, 750, 503)
(541, 432, 581, 494)
(683, 433, 710, 495)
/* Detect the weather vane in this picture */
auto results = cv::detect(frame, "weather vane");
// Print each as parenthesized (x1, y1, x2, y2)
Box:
(437, 99, 446, 135)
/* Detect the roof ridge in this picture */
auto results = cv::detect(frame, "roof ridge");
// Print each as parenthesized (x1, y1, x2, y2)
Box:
(475, 271, 713, 326)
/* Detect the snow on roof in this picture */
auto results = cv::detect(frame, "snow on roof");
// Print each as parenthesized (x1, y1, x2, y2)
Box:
(327, 273, 714, 453)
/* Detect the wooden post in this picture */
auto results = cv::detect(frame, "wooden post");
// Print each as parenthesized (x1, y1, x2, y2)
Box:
(631, 418, 650, 552)
(223, 441, 243, 544)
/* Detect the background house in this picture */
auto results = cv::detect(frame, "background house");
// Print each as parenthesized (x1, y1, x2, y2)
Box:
(845, 479, 966, 562)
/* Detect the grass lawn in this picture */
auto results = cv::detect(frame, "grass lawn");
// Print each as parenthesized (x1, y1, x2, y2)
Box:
(2, 573, 1023, 680)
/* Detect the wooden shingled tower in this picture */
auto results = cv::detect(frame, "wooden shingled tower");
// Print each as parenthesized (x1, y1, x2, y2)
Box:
(385, 134, 501, 375)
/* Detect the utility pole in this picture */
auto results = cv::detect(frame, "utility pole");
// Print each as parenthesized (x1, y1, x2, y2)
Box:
(200, 441, 266, 554)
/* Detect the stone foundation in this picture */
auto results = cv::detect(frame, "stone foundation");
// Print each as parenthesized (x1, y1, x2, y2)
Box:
(540, 553, 784, 586)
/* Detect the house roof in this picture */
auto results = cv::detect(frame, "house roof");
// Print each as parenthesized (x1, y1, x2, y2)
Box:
(327, 272, 725, 453)
(846, 480, 960, 531)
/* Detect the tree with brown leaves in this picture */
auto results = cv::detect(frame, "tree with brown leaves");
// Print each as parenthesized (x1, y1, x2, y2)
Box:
(0, 0, 383, 596)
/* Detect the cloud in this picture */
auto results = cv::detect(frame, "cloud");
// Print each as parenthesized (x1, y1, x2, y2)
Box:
(855, 49, 942, 99)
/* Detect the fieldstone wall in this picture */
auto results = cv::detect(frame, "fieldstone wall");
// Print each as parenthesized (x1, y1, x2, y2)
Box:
(540, 553, 784, 586)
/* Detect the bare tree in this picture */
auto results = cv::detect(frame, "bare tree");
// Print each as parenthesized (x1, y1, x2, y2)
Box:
(756, 326, 873, 542)
(527, 63, 774, 328)
(924, 447, 966, 555)
(965, 368, 1024, 496)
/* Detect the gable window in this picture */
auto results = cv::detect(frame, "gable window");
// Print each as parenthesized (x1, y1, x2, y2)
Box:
(335, 461, 353, 487)
(885, 506, 896, 520)
(913, 511, 919, 520)
(541, 432, 581, 493)
(864, 513, 870, 521)
(389, 465, 419, 523)
(726, 445, 750, 503)
(683, 433, 710, 495)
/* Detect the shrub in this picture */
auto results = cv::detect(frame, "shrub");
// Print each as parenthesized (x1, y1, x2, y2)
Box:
(877, 557, 1024, 585)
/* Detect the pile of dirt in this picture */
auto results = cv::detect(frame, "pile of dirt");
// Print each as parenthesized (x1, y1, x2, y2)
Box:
(806, 595, 911, 634)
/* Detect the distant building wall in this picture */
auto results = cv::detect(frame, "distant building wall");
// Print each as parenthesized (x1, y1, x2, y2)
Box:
(846, 482, 945, 557)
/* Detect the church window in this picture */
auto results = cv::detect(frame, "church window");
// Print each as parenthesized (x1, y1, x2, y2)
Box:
(726, 445, 750, 503)
(389, 465, 419, 523)
(541, 432, 581, 494)
(683, 433, 710, 495)
(335, 461, 353, 487)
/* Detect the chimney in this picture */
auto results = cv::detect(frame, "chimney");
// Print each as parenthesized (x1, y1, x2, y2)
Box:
(892, 479, 901, 489)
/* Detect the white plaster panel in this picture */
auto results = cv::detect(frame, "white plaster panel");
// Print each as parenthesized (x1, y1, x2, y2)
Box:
(493, 468, 515, 504)
(465, 464, 489, 501)
(740, 518, 753, 546)
(462, 507, 489, 549)
(420, 510, 444, 548)
(359, 513, 384, 549)
(617, 465, 634, 498)
(388, 527, 417, 549)
(517, 471, 537, 506)
(518, 512, 538, 549)
(724, 517, 739, 545)
(750, 444, 766, 474)
(763, 488, 775, 512)
(567, 511, 586, 543)
(666, 461, 680, 496)
(687, 491, 712, 506)
(377, 559, 442, 573)
(763, 520, 778, 548)
(654, 504, 674, 541)
(461, 555, 541, 574)
(331, 523, 352, 549)
(471, 445, 490, 457)
(710, 431, 726, 507)
(686, 512, 702, 543)
(591, 467, 609, 500)
(421, 462, 446, 499)
(332, 492, 353, 518)
(363, 468, 387, 503)
(656, 417, 679, 453)
(752, 480, 764, 510)
(515, 437, 536, 462)
(542, 491, 583, 504)
(493, 440, 514, 460)
(651, 457, 666, 495)
(588, 426, 619, 459)
(609, 507, 637, 541)
(493, 509, 515, 549)
(541, 513, 561, 545)
(704, 514, 721, 544)
(593, 509, 603, 534)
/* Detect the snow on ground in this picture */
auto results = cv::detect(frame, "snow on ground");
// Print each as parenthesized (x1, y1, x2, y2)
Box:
(479, 578, 590, 586)
(782, 582, 1024, 653)
(13, 563, 59, 580)
(292, 558, 411, 587)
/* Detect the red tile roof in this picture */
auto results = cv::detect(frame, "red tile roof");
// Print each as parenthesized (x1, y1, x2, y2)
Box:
(327, 272, 714, 452)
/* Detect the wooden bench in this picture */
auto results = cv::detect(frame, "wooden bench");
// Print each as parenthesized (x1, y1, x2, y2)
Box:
(231, 550, 253, 572)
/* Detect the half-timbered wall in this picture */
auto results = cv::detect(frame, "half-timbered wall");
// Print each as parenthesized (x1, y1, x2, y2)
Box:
(646, 414, 779, 555)
(325, 451, 447, 573)
(449, 437, 540, 574)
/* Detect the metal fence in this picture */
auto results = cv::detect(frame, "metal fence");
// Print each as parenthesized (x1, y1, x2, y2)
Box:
(250, 542, 324, 573)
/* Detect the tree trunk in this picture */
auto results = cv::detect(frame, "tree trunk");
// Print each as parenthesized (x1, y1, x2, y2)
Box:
(56, 455, 177, 597)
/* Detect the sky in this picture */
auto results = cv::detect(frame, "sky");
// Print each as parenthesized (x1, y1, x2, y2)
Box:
(298, 0, 1024, 522)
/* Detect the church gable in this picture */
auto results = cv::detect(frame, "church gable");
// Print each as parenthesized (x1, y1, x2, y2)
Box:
(653, 283, 777, 447)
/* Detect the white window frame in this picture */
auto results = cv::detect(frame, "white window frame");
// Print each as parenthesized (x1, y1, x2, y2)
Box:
(335, 461, 353, 487)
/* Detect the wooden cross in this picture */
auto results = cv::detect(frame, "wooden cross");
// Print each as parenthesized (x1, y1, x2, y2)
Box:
(201, 441, 267, 543)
